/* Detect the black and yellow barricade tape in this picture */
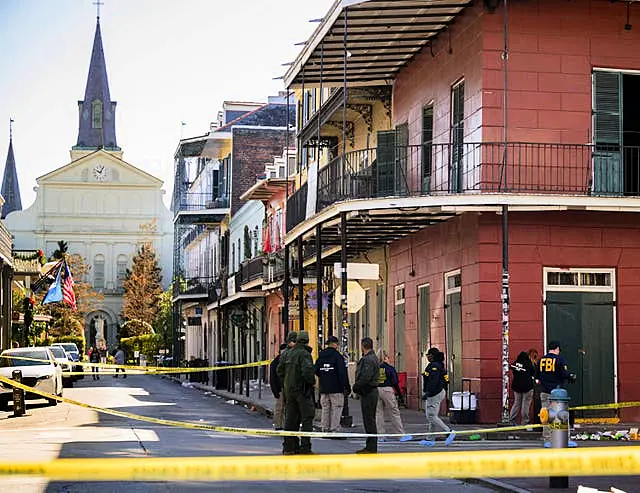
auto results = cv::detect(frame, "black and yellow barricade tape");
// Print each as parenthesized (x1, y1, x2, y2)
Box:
(570, 401, 640, 411)
(0, 375, 542, 439)
(0, 353, 271, 374)
(1, 447, 639, 481)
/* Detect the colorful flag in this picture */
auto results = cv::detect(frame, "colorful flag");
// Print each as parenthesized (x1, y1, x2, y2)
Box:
(42, 264, 63, 305)
(62, 262, 77, 311)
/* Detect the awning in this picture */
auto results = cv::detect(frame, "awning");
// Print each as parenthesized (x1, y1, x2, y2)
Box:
(240, 178, 292, 202)
(207, 290, 266, 310)
(284, 0, 473, 88)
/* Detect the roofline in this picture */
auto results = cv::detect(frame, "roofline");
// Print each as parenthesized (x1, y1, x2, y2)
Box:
(284, 0, 370, 88)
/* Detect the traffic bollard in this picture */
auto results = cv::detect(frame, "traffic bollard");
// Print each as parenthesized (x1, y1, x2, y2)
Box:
(11, 370, 25, 417)
(539, 387, 571, 489)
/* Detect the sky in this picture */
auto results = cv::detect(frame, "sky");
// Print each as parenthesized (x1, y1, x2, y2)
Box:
(0, 0, 334, 208)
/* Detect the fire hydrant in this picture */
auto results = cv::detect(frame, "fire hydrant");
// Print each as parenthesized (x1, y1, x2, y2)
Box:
(539, 387, 570, 488)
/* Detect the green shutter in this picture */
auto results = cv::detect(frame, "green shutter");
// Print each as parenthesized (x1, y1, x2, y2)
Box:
(593, 71, 622, 195)
(376, 130, 396, 197)
(451, 81, 465, 193)
(395, 123, 409, 196)
(422, 106, 434, 192)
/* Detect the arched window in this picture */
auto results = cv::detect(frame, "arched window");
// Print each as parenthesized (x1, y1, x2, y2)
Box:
(116, 255, 128, 291)
(92, 99, 103, 129)
(94, 255, 105, 290)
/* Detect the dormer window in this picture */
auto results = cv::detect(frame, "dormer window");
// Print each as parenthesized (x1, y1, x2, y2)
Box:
(92, 100, 103, 129)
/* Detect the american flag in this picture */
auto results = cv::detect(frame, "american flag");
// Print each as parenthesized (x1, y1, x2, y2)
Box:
(63, 262, 77, 311)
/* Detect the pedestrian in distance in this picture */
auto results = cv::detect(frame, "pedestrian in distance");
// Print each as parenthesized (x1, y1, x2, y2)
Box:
(99, 344, 107, 365)
(277, 331, 315, 455)
(528, 347, 542, 424)
(114, 346, 126, 378)
(537, 340, 575, 442)
(270, 343, 287, 430)
(375, 349, 405, 440)
(89, 345, 101, 380)
(422, 347, 452, 437)
(315, 335, 350, 434)
(509, 351, 536, 426)
(352, 337, 379, 454)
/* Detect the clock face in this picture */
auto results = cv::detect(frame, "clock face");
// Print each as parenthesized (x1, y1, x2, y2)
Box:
(92, 164, 109, 182)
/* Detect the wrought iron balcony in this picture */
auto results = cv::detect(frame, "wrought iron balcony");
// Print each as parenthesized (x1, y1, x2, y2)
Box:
(172, 276, 217, 299)
(264, 252, 285, 284)
(240, 256, 265, 287)
(175, 193, 230, 213)
(286, 142, 640, 233)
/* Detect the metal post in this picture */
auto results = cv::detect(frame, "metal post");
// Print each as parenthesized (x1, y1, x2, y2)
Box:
(316, 224, 323, 351)
(11, 370, 25, 417)
(297, 236, 305, 333)
(340, 212, 348, 358)
(327, 271, 334, 338)
(283, 244, 290, 338)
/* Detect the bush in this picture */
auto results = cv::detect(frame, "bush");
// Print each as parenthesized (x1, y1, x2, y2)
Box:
(120, 333, 163, 362)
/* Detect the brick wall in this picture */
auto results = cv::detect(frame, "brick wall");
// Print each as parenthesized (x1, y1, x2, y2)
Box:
(231, 128, 294, 216)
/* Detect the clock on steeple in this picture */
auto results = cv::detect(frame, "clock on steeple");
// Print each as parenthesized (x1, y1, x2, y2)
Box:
(92, 164, 110, 182)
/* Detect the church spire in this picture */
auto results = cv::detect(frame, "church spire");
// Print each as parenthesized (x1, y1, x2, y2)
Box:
(73, 14, 119, 153)
(1, 119, 23, 219)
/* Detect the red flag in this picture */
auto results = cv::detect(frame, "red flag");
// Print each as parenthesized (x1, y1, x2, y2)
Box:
(62, 262, 77, 311)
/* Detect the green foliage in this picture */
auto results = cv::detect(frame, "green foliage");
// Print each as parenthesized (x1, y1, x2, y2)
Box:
(153, 290, 173, 345)
(120, 333, 163, 362)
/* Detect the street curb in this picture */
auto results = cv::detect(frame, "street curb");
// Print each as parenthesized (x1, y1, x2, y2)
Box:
(465, 478, 531, 493)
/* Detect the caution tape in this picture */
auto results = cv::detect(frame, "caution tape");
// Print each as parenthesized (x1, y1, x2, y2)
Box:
(0, 353, 271, 373)
(1, 446, 639, 481)
(570, 401, 640, 411)
(0, 375, 542, 439)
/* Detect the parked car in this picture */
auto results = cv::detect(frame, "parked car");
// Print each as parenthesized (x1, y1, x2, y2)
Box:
(48, 345, 74, 388)
(0, 347, 63, 411)
(52, 342, 84, 380)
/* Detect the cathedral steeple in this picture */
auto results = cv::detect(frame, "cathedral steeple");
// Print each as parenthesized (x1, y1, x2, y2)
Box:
(72, 15, 120, 154)
(1, 119, 22, 219)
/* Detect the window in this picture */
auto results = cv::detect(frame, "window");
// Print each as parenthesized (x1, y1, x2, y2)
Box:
(92, 100, 103, 129)
(546, 269, 613, 289)
(94, 256, 105, 290)
(422, 105, 434, 192)
(116, 257, 127, 290)
(446, 272, 462, 291)
(395, 284, 405, 304)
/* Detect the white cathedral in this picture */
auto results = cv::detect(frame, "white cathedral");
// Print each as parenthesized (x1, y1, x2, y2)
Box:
(3, 16, 173, 349)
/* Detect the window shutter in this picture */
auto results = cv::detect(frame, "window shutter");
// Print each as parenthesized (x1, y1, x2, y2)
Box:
(395, 123, 409, 196)
(376, 130, 396, 197)
(593, 71, 622, 146)
(422, 106, 434, 192)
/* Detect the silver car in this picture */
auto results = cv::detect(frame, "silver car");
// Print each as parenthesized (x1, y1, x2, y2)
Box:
(0, 347, 63, 411)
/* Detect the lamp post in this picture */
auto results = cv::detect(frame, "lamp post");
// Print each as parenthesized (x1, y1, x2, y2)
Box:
(215, 283, 222, 363)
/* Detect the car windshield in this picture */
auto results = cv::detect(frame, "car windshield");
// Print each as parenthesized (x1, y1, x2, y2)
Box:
(49, 347, 66, 359)
(0, 350, 51, 367)
(58, 344, 78, 353)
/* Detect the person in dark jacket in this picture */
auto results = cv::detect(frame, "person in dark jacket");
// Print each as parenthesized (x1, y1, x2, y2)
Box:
(538, 340, 575, 441)
(509, 351, 536, 425)
(270, 343, 287, 430)
(353, 337, 379, 454)
(315, 335, 350, 433)
(422, 347, 451, 436)
(375, 349, 405, 437)
(89, 346, 100, 380)
(277, 331, 315, 455)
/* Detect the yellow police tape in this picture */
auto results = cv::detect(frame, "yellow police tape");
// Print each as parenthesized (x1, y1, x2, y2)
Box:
(0, 375, 541, 439)
(570, 401, 640, 411)
(1, 447, 639, 481)
(0, 353, 271, 373)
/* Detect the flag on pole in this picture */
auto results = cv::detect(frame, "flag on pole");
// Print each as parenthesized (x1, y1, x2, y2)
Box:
(62, 262, 77, 311)
(42, 264, 63, 305)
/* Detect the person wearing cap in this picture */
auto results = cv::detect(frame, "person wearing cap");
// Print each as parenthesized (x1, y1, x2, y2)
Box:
(270, 343, 288, 430)
(538, 340, 574, 441)
(315, 335, 350, 434)
(277, 330, 316, 455)
(422, 347, 451, 437)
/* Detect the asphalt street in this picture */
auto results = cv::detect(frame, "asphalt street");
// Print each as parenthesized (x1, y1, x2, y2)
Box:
(0, 373, 495, 493)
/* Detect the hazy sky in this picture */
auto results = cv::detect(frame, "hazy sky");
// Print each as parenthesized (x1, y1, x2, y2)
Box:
(0, 0, 333, 208)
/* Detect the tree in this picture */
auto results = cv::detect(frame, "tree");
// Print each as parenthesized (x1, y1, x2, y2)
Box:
(153, 289, 173, 349)
(121, 243, 163, 337)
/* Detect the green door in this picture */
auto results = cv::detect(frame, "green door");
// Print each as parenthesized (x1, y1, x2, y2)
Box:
(394, 300, 406, 372)
(418, 285, 431, 410)
(445, 291, 463, 395)
(545, 291, 615, 415)
(593, 70, 623, 195)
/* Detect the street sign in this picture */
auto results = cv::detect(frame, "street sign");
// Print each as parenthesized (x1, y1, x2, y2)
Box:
(334, 281, 366, 313)
(289, 300, 299, 320)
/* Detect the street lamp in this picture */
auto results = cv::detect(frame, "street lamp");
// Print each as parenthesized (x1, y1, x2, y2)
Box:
(215, 283, 222, 364)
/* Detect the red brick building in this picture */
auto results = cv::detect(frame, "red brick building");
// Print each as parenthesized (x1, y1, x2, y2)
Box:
(283, 0, 640, 423)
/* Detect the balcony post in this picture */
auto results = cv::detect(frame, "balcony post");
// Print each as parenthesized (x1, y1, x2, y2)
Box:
(340, 210, 352, 426)
(327, 271, 334, 338)
(298, 236, 305, 333)
(283, 244, 290, 339)
(316, 224, 323, 352)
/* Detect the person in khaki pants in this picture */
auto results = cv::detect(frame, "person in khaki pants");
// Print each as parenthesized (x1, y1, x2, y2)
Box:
(315, 336, 350, 433)
(375, 349, 405, 440)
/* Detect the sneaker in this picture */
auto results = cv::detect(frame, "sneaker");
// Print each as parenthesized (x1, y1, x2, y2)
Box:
(419, 439, 436, 447)
(399, 435, 413, 442)
(355, 448, 376, 454)
(568, 440, 578, 448)
(543, 441, 551, 448)
(444, 431, 456, 446)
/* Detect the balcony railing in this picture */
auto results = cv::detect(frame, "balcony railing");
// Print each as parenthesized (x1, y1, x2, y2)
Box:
(264, 252, 285, 284)
(175, 193, 230, 213)
(286, 142, 640, 232)
(173, 276, 217, 298)
(240, 256, 265, 286)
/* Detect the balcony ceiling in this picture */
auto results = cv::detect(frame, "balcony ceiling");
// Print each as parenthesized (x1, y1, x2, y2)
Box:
(284, 0, 473, 88)
(240, 178, 293, 202)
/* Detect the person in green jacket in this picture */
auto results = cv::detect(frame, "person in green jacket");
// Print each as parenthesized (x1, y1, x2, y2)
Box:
(277, 331, 316, 455)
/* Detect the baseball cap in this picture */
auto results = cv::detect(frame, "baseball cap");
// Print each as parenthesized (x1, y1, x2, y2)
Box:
(326, 336, 339, 344)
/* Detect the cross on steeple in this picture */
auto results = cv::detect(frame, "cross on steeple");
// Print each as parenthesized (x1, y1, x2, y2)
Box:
(93, 0, 104, 19)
